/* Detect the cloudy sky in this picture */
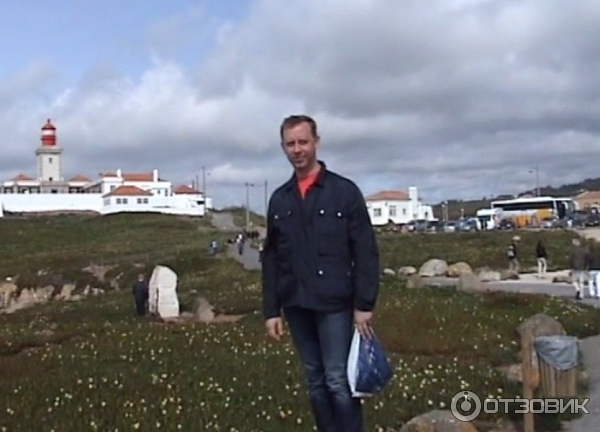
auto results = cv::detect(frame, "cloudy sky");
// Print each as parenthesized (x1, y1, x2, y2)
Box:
(2, 0, 600, 211)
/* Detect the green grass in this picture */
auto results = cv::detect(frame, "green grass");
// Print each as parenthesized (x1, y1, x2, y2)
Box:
(378, 229, 580, 271)
(0, 214, 598, 431)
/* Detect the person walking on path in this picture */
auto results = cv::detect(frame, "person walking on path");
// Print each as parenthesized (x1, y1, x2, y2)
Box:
(132, 273, 149, 316)
(507, 236, 520, 273)
(586, 243, 600, 299)
(261, 114, 380, 432)
(536, 239, 548, 278)
(570, 238, 588, 300)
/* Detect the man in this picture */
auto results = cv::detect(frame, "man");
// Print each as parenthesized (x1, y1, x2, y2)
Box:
(570, 238, 587, 300)
(586, 243, 600, 299)
(261, 115, 379, 432)
(132, 273, 149, 316)
(507, 236, 520, 273)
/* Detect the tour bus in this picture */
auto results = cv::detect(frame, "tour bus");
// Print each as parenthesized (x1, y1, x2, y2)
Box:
(475, 208, 502, 230)
(489, 196, 575, 227)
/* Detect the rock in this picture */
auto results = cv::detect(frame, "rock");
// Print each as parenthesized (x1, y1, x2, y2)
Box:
(457, 273, 485, 293)
(406, 274, 425, 289)
(148, 265, 179, 319)
(194, 296, 216, 323)
(81, 264, 116, 282)
(553, 275, 571, 283)
(399, 410, 479, 432)
(419, 259, 448, 277)
(0, 280, 18, 308)
(517, 313, 566, 338)
(447, 262, 473, 278)
(398, 266, 417, 276)
(55, 283, 75, 301)
(383, 268, 396, 276)
(517, 314, 566, 388)
(500, 270, 519, 280)
(476, 268, 501, 282)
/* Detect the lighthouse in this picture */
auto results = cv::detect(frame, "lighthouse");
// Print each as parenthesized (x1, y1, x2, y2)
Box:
(35, 119, 63, 184)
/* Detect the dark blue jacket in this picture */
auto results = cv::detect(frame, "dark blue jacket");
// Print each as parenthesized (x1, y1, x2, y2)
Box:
(132, 280, 149, 302)
(261, 162, 380, 319)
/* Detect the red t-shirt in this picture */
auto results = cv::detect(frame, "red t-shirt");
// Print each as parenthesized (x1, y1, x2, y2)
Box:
(297, 170, 319, 198)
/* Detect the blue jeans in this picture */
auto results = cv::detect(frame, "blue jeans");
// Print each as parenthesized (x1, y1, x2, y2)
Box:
(284, 306, 363, 432)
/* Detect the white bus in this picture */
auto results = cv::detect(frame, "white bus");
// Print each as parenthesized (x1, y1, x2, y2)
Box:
(490, 196, 575, 227)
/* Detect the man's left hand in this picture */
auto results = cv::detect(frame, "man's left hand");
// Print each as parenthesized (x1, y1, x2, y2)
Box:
(354, 310, 374, 339)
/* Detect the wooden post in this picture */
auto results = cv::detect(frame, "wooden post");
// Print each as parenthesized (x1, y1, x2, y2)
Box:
(521, 330, 535, 432)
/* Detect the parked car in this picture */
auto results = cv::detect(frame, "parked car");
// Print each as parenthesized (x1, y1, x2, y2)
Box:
(541, 217, 560, 229)
(457, 218, 479, 232)
(443, 221, 458, 233)
(497, 219, 515, 230)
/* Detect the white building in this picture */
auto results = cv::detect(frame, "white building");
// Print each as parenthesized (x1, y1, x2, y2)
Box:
(365, 187, 435, 226)
(0, 120, 211, 217)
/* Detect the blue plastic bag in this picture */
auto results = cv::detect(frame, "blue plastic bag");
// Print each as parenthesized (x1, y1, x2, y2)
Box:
(347, 328, 393, 397)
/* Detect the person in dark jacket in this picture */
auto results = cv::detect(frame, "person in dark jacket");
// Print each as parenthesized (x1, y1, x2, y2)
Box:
(570, 239, 587, 300)
(132, 273, 149, 316)
(262, 115, 379, 432)
(536, 239, 548, 278)
(586, 243, 600, 299)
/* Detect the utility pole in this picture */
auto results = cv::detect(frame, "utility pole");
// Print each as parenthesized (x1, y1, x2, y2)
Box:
(264, 180, 268, 218)
(245, 182, 253, 230)
(536, 165, 540, 197)
(202, 166, 206, 199)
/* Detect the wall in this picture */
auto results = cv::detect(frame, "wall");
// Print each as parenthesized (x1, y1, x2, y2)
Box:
(0, 193, 103, 213)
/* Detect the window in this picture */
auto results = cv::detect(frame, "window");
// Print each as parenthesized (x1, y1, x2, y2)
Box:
(123, 198, 128, 204)
(389, 205, 397, 216)
(143, 198, 149, 204)
(49, 177, 53, 181)
(373, 208, 382, 217)
(49, 157, 53, 164)
(116, 198, 122, 204)
(403, 208, 407, 215)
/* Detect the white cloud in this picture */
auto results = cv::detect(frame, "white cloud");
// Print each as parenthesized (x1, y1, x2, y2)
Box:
(3, 0, 600, 211)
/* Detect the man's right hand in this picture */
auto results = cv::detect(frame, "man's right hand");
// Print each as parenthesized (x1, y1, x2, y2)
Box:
(266, 317, 284, 341)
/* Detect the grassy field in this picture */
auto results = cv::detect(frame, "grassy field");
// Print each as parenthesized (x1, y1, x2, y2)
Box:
(0, 214, 598, 431)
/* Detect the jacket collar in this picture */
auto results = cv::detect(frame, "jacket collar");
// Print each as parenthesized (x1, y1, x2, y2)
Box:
(284, 160, 327, 192)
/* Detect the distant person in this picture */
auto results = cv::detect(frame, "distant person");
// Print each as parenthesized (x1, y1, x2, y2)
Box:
(132, 273, 149, 316)
(570, 238, 587, 300)
(507, 236, 520, 273)
(586, 243, 600, 299)
(536, 239, 548, 278)
(209, 239, 218, 255)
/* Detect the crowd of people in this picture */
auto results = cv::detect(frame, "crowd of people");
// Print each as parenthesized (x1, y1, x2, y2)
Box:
(507, 235, 600, 300)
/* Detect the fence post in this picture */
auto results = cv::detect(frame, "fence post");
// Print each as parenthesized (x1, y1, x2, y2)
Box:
(521, 329, 535, 432)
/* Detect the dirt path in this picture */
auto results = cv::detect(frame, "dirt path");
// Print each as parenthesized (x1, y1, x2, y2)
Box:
(228, 243, 261, 271)
(211, 212, 239, 232)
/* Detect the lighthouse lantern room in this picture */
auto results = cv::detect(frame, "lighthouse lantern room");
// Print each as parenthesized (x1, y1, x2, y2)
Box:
(35, 119, 63, 184)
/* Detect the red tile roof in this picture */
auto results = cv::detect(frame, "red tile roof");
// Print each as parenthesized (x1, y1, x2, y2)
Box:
(104, 185, 152, 197)
(365, 190, 409, 201)
(69, 175, 90, 182)
(122, 172, 153, 182)
(174, 185, 201, 194)
(12, 174, 34, 181)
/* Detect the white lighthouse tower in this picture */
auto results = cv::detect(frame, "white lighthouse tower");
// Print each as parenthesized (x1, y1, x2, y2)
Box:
(35, 119, 63, 184)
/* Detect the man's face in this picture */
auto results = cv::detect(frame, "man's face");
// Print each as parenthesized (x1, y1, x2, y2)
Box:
(281, 122, 319, 171)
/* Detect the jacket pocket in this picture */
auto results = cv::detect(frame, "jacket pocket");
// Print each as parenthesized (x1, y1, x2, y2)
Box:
(315, 207, 348, 256)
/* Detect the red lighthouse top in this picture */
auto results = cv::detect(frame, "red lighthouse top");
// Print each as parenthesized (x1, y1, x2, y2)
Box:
(41, 119, 57, 146)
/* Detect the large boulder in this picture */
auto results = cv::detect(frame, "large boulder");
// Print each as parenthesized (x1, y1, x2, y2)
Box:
(419, 259, 448, 277)
(517, 313, 566, 338)
(398, 266, 417, 277)
(457, 273, 485, 293)
(406, 274, 426, 289)
(553, 275, 571, 284)
(383, 268, 396, 276)
(446, 262, 473, 278)
(476, 268, 502, 282)
(399, 410, 479, 432)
